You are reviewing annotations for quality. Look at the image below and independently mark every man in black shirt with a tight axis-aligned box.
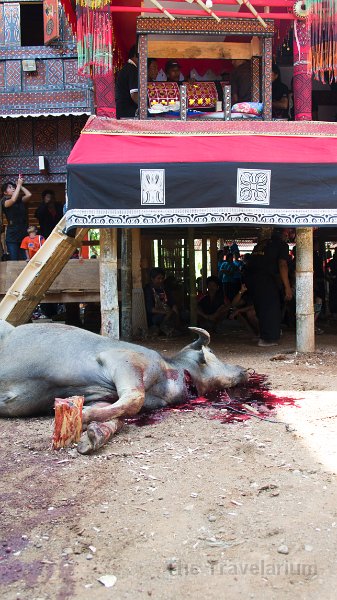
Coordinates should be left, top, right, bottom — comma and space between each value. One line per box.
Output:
247, 229, 292, 347
115, 45, 139, 119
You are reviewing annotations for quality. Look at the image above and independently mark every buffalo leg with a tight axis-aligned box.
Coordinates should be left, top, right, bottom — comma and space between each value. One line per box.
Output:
82, 388, 145, 424
77, 418, 124, 454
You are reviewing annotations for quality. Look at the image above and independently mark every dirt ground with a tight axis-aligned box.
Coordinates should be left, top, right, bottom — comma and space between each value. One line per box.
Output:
1, 327, 337, 600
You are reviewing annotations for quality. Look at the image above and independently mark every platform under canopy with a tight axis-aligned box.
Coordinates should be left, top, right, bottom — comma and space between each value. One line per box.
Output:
66, 116, 337, 230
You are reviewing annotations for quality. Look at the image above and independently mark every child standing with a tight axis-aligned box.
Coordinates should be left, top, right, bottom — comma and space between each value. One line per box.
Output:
20, 226, 45, 261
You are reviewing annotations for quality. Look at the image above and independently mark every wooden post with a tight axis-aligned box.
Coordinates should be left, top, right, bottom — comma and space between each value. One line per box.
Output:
296, 228, 315, 352
210, 237, 218, 276
121, 228, 132, 340
132, 228, 148, 337
138, 34, 148, 120
202, 237, 208, 293
188, 228, 197, 326
100, 229, 119, 338
223, 84, 231, 120
293, 20, 312, 121
262, 37, 272, 120
180, 84, 187, 121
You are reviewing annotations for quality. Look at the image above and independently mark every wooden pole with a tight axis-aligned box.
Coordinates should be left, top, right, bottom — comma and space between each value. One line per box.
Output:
121, 229, 132, 340
100, 229, 119, 338
296, 228, 315, 352
202, 237, 208, 293
188, 228, 197, 326
132, 229, 148, 337
210, 236, 218, 276
293, 20, 312, 121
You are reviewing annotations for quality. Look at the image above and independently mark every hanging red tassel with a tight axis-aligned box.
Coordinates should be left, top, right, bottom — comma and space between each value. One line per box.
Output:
76, 1, 118, 77
308, 0, 337, 83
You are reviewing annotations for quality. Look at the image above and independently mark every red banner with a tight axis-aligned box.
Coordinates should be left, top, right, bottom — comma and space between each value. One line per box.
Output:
43, 0, 59, 45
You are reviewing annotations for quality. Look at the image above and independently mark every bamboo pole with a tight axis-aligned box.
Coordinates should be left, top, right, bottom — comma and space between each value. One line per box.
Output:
121, 229, 132, 341
100, 229, 119, 339
296, 228, 315, 353
188, 228, 197, 326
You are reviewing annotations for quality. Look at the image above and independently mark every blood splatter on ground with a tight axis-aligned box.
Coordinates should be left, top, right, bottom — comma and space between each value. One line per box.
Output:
127, 373, 298, 427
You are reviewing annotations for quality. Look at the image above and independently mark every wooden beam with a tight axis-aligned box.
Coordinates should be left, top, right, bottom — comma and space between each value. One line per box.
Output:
148, 40, 262, 60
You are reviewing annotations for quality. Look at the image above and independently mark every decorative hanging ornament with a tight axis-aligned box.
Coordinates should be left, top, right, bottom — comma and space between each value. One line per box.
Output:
293, 1, 311, 19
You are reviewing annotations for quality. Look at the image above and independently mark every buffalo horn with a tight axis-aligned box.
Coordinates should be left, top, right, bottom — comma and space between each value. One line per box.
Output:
188, 327, 210, 349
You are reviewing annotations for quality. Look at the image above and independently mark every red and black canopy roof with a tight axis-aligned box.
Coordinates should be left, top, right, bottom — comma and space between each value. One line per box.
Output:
66, 116, 337, 230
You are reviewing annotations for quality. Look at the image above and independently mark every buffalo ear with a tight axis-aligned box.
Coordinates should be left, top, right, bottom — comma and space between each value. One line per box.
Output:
197, 348, 207, 365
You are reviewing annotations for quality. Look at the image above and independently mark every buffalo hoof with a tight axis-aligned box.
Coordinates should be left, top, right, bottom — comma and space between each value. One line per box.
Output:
77, 419, 123, 454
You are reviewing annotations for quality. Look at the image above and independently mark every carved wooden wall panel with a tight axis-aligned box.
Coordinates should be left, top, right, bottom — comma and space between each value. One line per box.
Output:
0, 62, 5, 89
5, 60, 21, 90
3, 2, 20, 45
17, 118, 33, 155
0, 4, 5, 45
22, 60, 47, 89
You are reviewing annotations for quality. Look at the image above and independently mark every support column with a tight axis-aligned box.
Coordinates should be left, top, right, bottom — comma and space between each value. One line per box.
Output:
138, 34, 148, 120
293, 20, 312, 121
296, 228, 315, 352
262, 37, 272, 120
100, 229, 119, 339
201, 237, 208, 293
132, 228, 148, 337
210, 237, 218, 276
188, 228, 197, 326
121, 229, 132, 340
251, 55, 261, 102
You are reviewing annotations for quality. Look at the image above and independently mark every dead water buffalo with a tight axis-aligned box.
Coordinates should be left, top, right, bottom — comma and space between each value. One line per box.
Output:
0, 320, 247, 453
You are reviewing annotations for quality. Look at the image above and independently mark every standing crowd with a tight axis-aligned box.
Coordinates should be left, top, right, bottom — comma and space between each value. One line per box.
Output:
0, 177, 63, 261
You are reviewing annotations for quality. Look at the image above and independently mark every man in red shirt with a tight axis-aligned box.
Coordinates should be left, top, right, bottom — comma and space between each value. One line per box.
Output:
20, 225, 45, 261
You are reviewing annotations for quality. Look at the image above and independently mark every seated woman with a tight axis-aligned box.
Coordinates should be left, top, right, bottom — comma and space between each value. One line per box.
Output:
143, 267, 180, 336
197, 276, 230, 332
272, 63, 289, 119
229, 282, 259, 336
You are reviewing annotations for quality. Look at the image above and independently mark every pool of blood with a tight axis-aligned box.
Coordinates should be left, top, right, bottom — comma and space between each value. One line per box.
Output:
127, 373, 297, 427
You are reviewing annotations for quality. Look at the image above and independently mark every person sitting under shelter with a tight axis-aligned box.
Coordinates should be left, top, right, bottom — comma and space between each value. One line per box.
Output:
231, 60, 251, 104
272, 63, 289, 119
143, 267, 180, 336
197, 276, 230, 332
115, 45, 139, 119
148, 58, 158, 82
165, 59, 182, 83
229, 282, 259, 337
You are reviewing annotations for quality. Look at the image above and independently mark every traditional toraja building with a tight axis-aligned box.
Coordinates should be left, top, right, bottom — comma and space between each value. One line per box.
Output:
1, 1, 337, 353
0, 0, 93, 202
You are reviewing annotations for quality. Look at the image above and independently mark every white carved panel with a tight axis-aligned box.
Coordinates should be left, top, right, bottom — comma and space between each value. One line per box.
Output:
140, 169, 165, 205
237, 168, 271, 205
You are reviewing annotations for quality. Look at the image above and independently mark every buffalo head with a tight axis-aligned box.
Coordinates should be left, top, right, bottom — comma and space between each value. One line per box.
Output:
174, 327, 248, 395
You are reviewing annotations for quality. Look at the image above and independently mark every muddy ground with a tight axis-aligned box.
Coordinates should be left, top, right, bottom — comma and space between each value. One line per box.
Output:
1, 326, 337, 600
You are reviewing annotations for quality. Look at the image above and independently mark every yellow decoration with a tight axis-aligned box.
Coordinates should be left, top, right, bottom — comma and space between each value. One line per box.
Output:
197, 98, 203, 105
189, 99, 195, 105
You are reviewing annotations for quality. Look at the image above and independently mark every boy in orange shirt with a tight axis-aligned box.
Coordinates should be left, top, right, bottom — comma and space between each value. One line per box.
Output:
20, 225, 45, 261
